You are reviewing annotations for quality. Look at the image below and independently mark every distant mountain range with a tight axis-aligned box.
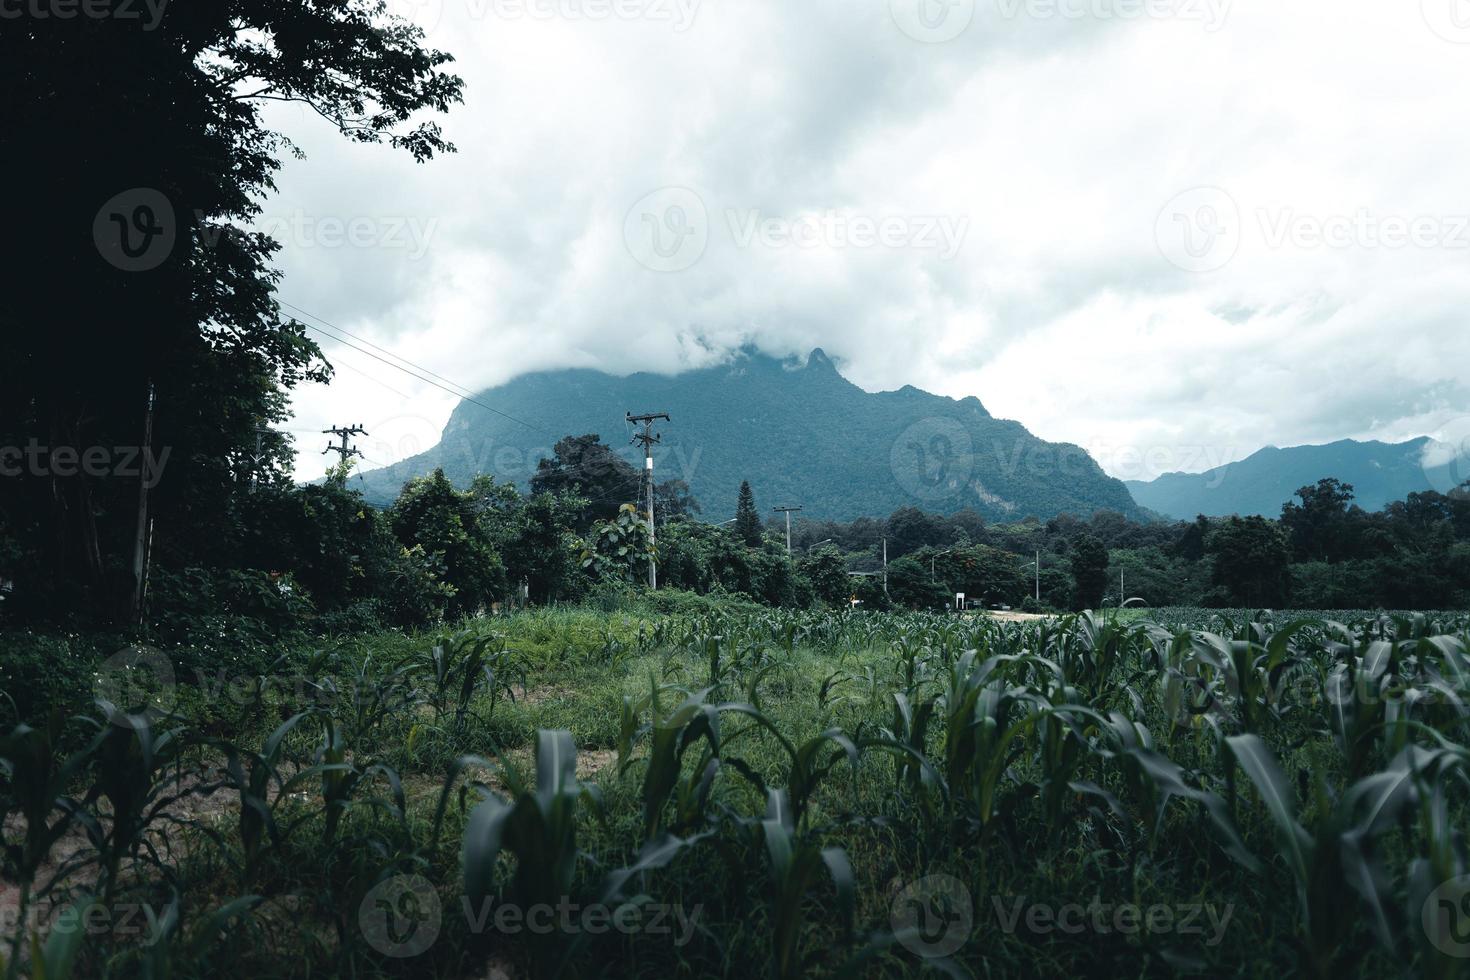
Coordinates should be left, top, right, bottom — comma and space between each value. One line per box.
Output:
1127, 437, 1470, 519
354, 348, 1145, 522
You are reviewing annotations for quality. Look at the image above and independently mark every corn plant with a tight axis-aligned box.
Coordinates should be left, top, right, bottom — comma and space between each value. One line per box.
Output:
0, 714, 105, 975
1227, 732, 1420, 977
459, 729, 603, 975
745, 788, 855, 980
413, 629, 522, 733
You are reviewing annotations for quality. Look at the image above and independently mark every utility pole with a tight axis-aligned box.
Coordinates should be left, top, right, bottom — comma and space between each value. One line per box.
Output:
250, 424, 277, 492
322, 424, 367, 468
883, 537, 889, 597
130, 379, 155, 623
627, 411, 670, 590
773, 506, 802, 553
1035, 550, 1041, 603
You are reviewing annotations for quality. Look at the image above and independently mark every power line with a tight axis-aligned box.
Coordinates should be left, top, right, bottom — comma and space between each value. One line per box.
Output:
284, 305, 545, 435
281, 301, 480, 399
280, 301, 650, 493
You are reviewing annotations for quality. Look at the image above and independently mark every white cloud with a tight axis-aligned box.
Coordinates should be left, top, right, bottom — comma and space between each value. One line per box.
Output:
270, 0, 1470, 482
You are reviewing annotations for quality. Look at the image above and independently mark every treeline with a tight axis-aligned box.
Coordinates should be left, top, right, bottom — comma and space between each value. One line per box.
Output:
786, 477, 1470, 611
6, 419, 1468, 638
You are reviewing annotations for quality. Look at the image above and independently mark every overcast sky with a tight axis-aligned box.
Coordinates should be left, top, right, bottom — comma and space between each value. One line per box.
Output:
272, 0, 1470, 485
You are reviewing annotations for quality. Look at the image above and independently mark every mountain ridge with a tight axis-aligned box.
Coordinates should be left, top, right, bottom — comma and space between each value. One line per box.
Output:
1126, 436, 1468, 519
352, 347, 1143, 522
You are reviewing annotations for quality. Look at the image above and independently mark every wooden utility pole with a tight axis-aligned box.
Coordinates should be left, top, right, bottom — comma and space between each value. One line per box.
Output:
250, 424, 277, 492
322, 424, 367, 468
773, 505, 802, 553
130, 379, 155, 623
627, 412, 669, 589
882, 537, 889, 597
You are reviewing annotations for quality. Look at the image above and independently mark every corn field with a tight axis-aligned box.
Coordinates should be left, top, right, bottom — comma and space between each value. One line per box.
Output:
5, 606, 1470, 978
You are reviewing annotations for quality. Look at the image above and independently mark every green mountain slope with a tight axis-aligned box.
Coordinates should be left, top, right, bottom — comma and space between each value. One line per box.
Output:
1126, 437, 1468, 519
354, 348, 1144, 522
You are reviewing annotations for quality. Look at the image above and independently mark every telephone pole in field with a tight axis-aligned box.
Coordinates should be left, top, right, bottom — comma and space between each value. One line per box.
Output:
627, 411, 669, 589
773, 505, 802, 553
322, 424, 367, 467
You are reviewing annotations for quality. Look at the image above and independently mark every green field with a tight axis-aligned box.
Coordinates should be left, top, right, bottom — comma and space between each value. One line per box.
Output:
5, 605, 1470, 978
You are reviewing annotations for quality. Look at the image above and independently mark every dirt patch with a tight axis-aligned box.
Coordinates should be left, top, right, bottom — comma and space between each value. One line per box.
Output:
511, 684, 570, 708
577, 749, 617, 779
986, 610, 1052, 623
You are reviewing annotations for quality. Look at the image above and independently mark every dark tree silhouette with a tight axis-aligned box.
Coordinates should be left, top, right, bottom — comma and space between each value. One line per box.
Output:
1069, 533, 1109, 610
1, 2, 463, 621
530, 435, 638, 527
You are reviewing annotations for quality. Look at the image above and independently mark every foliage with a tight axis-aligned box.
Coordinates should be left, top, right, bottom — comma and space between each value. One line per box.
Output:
389, 469, 508, 619
1, 0, 463, 623
734, 480, 763, 548
8, 606, 1470, 977
530, 434, 640, 528
1069, 533, 1109, 610
581, 504, 655, 583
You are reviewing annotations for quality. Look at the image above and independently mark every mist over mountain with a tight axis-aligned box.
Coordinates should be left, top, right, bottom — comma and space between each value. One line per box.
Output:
1126, 437, 1470, 519
354, 348, 1144, 522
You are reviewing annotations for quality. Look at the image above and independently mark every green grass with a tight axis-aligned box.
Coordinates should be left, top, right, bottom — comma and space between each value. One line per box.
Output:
4, 604, 1469, 978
